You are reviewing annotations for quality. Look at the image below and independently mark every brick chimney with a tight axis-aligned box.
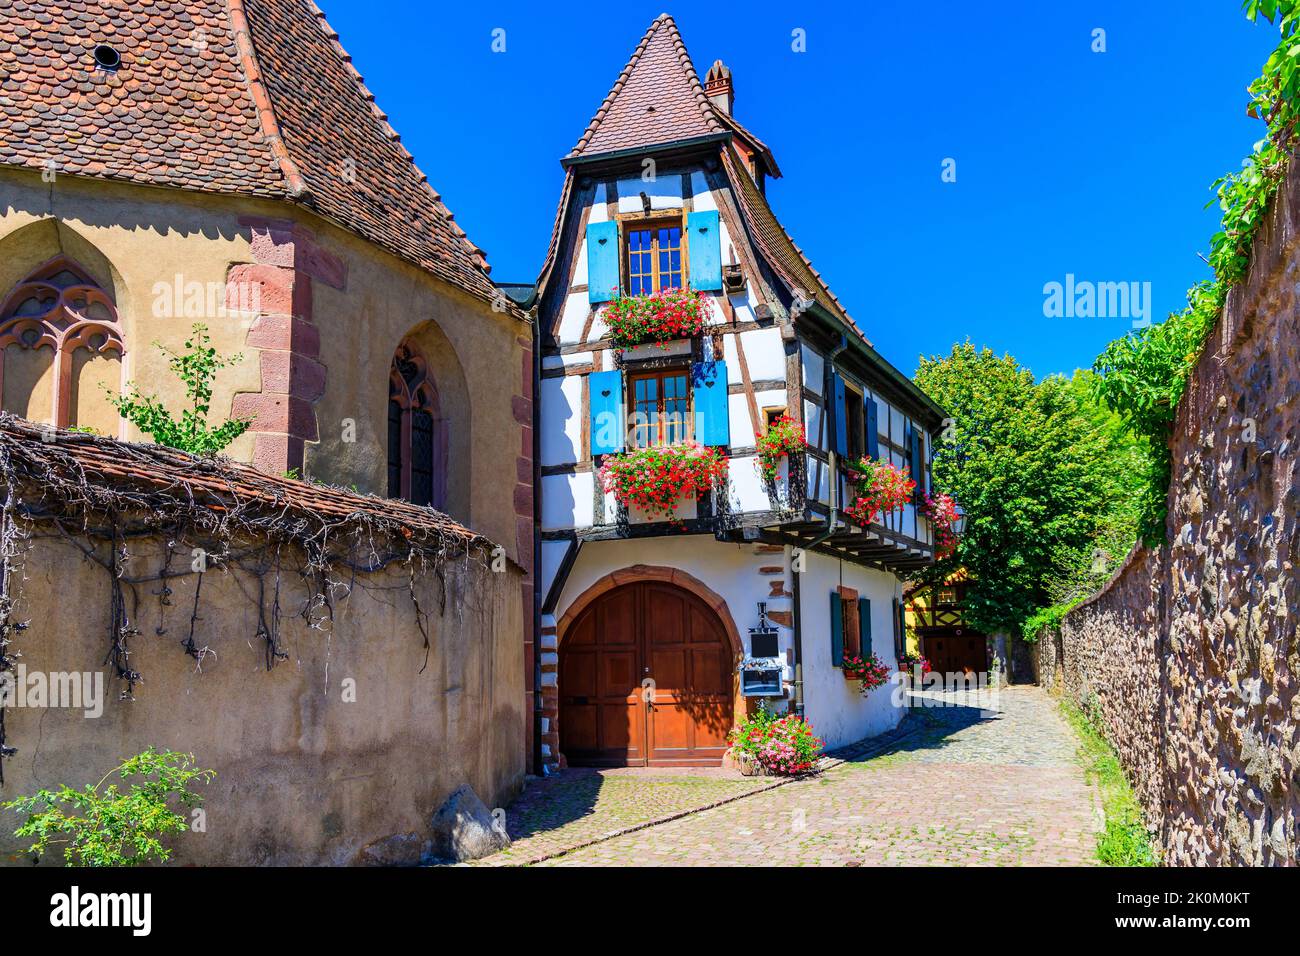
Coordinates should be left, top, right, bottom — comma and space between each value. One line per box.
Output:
705, 59, 733, 116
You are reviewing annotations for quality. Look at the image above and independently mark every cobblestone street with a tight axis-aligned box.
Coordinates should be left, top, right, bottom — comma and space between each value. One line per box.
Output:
483, 686, 1099, 866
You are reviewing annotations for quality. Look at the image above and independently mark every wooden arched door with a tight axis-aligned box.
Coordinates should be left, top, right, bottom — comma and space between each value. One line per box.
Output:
559, 580, 735, 767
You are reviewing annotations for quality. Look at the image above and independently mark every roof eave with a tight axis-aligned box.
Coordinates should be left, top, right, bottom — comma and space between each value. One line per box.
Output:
561, 132, 732, 169
804, 302, 949, 425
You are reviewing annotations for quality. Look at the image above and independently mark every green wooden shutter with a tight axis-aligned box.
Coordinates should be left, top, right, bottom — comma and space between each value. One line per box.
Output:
687, 210, 722, 291
691, 360, 730, 447
586, 221, 620, 304
832, 373, 848, 457
589, 369, 624, 455
865, 396, 880, 460
910, 425, 926, 498
830, 592, 844, 667
858, 597, 872, 656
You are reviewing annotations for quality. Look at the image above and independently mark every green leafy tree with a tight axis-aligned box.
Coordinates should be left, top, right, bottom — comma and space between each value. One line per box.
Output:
3, 748, 215, 866
110, 323, 252, 455
914, 344, 1121, 636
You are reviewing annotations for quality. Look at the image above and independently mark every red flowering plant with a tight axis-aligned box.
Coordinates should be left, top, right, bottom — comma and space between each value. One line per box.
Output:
899, 654, 933, 677
754, 414, 806, 482
919, 492, 959, 560
842, 651, 892, 695
603, 287, 706, 348
729, 707, 823, 777
599, 441, 728, 520
844, 458, 915, 526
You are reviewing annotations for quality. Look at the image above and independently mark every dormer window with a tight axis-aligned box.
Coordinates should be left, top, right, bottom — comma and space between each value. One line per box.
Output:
625, 217, 684, 294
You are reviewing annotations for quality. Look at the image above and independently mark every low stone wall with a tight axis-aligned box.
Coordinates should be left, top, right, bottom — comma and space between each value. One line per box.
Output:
1040, 155, 1300, 866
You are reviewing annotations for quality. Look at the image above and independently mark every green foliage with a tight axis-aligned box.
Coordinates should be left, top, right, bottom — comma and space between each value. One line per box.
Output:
1090, 5, 1300, 543
3, 747, 215, 866
1021, 599, 1082, 644
915, 343, 1133, 636
1058, 699, 1159, 866
109, 323, 252, 456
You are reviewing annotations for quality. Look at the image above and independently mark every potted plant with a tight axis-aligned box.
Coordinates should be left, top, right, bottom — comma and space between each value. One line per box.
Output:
844, 457, 915, 527
603, 287, 706, 349
599, 440, 728, 520
727, 706, 824, 777
755, 413, 806, 482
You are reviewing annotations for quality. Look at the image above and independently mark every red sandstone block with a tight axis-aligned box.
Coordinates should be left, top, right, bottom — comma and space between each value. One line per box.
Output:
512, 395, 532, 426
246, 314, 320, 357
513, 482, 533, 516
521, 350, 534, 401
251, 432, 304, 473
516, 456, 532, 484
227, 263, 311, 319
259, 350, 327, 402
232, 392, 319, 440
520, 425, 532, 458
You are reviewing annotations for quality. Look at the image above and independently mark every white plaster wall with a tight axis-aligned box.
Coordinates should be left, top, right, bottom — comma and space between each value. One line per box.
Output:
540, 376, 582, 466
557, 291, 589, 346
690, 171, 715, 210
798, 551, 905, 749
738, 327, 786, 381
801, 342, 824, 395
542, 472, 593, 530
617, 177, 682, 212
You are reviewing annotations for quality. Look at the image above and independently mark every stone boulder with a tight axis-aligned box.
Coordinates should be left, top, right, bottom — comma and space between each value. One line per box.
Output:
430, 785, 510, 862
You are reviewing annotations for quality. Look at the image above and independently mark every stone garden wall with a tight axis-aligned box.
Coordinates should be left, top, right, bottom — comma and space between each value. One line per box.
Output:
1038, 156, 1300, 866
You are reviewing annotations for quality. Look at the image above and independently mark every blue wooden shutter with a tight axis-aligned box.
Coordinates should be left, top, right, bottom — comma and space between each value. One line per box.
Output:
692, 360, 729, 447
858, 597, 872, 657
830, 592, 844, 667
586, 221, 620, 304
589, 369, 624, 455
687, 210, 722, 291
865, 396, 880, 461
832, 373, 848, 457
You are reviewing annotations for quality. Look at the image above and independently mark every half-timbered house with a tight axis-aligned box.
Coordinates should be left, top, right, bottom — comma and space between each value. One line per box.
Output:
532, 14, 947, 768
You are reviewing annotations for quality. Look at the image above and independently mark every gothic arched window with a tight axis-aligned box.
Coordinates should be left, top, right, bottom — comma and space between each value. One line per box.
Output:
0, 256, 124, 433
387, 342, 445, 509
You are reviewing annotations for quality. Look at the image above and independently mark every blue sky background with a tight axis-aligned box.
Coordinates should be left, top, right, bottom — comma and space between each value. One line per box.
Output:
322, 1, 1278, 378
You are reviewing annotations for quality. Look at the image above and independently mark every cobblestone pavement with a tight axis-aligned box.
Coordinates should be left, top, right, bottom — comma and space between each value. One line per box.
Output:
484, 686, 1099, 866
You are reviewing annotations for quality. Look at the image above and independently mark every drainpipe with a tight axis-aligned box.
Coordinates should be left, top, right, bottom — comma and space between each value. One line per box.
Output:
529, 304, 544, 776
790, 334, 848, 717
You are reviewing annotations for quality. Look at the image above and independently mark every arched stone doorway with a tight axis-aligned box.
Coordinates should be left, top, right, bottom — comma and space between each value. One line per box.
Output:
559, 574, 740, 767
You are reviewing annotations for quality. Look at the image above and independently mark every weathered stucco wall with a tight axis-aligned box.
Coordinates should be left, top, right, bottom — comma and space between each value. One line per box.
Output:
0, 525, 525, 866
1039, 156, 1300, 866
0, 168, 529, 564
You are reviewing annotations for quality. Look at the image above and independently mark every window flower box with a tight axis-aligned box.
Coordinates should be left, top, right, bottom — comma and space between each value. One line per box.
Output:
755, 413, 806, 482
603, 288, 706, 349
844, 457, 915, 527
599, 441, 728, 520
919, 491, 959, 560
841, 652, 892, 695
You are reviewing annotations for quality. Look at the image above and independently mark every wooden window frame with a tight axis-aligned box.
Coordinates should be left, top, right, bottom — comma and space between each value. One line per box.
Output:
626, 366, 693, 448
617, 212, 688, 295
843, 381, 865, 461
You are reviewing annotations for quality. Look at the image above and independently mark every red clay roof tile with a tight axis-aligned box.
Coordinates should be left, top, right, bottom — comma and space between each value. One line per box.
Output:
0, 0, 507, 311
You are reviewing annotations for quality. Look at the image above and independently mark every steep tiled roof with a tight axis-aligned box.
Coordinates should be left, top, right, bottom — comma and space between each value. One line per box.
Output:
567, 13, 724, 161
721, 145, 863, 340
0, 0, 505, 310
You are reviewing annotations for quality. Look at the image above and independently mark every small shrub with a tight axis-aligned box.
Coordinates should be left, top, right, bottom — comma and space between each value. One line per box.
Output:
110, 323, 252, 456
3, 747, 215, 866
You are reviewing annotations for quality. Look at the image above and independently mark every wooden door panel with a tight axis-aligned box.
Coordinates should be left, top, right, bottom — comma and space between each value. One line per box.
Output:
561, 580, 734, 767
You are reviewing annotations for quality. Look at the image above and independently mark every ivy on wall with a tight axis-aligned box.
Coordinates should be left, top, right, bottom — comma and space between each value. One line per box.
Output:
1091, 2, 1300, 544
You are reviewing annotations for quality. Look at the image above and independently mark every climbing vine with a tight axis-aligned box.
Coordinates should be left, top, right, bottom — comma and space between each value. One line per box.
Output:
0, 413, 493, 779
1091, 2, 1300, 543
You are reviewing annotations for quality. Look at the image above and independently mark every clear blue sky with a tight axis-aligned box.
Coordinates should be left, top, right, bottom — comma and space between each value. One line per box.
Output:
321, 1, 1277, 378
